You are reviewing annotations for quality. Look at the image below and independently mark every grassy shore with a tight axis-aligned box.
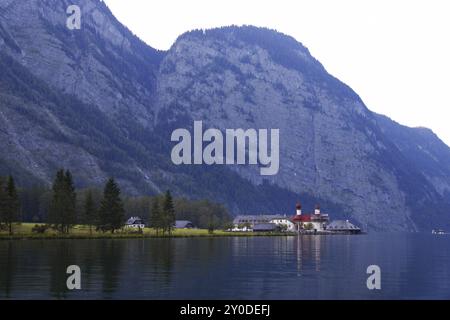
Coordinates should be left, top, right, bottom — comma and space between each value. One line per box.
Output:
0, 223, 294, 240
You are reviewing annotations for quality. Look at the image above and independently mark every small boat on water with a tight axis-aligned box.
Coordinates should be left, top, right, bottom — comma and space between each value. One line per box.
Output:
432, 229, 447, 235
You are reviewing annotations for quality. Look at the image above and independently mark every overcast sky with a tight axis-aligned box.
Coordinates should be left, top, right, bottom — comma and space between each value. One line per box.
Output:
104, 0, 450, 145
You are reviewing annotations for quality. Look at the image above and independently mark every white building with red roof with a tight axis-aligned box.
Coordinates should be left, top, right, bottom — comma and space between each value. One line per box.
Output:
291, 203, 330, 232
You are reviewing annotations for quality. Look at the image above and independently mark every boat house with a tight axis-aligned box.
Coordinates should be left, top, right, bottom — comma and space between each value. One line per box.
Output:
326, 220, 361, 234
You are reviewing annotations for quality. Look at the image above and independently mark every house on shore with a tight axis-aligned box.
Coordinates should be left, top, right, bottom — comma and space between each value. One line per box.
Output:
174, 220, 196, 229
125, 216, 145, 229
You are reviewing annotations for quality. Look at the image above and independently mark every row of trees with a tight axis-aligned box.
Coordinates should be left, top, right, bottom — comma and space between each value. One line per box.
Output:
173, 198, 231, 233
48, 169, 125, 234
48, 170, 77, 233
1, 169, 232, 235
149, 191, 176, 235
0, 170, 126, 235
122, 197, 231, 231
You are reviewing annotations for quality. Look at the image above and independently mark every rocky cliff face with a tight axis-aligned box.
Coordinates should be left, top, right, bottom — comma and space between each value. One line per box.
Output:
156, 27, 450, 231
1, 0, 450, 231
1, 0, 161, 121
0, 0, 164, 194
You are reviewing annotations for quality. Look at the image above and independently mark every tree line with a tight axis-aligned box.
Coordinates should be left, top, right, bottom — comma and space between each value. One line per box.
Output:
0, 169, 127, 234
1, 169, 232, 235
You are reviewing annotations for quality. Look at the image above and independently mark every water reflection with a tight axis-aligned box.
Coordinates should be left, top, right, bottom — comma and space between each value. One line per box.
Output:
98, 241, 124, 297
1, 234, 450, 299
49, 241, 77, 299
293, 235, 323, 275
147, 239, 175, 293
296, 236, 302, 276
0, 242, 16, 298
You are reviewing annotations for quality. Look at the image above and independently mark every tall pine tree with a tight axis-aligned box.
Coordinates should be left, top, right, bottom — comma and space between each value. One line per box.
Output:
162, 190, 175, 235
98, 178, 125, 233
150, 198, 163, 235
0, 176, 20, 235
83, 190, 97, 235
64, 170, 77, 233
0, 177, 5, 231
49, 169, 77, 234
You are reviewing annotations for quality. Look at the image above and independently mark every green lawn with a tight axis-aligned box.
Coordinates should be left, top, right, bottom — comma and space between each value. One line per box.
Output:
0, 223, 291, 240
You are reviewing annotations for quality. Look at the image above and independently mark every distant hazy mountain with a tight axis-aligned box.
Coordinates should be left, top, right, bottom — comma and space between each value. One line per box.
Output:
1, 0, 450, 231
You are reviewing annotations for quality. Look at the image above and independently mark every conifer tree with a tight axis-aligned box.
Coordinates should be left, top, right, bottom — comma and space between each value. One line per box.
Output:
150, 198, 163, 235
63, 170, 77, 233
83, 190, 97, 235
98, 178, 125, 233
49, 169, 65, 232
0, 176, 20, 235
162, 190, 175, 235
0, 177, 5, 230
49, 169, 77, 234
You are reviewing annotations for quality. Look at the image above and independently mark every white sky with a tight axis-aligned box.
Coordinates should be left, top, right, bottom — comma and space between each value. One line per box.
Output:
104, 0, 450, 146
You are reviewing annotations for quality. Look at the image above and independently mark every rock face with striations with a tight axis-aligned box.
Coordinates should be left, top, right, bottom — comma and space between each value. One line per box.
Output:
1, 0, 450, 231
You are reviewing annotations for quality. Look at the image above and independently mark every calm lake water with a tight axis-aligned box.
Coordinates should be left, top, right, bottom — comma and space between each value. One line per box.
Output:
1, 233, 450, 299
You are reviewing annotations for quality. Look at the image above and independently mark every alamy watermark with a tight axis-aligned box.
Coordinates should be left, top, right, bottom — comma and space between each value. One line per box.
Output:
366, 265, 381, 290
66, 265, 81, 290
171, 121, 280, 176
66, 5, 81, 30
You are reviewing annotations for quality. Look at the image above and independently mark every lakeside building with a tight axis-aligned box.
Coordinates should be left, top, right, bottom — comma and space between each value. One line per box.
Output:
253, 223, 279, 232
326, 220, 361, 234
231, 203, 362, 234
291, 203, 329, 232
174, 220, 196, 229
125, 216, 145, 229
269, 217, 296, 232
232, 214, 290, 231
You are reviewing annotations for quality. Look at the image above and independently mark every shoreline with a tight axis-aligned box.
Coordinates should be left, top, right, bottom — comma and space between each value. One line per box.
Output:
0, 231, 366, 241
0, 232, 295, 241
0, 223, 365, 241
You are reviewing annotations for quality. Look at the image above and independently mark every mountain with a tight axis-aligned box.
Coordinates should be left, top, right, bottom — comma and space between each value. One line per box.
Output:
1, 0, 450, 231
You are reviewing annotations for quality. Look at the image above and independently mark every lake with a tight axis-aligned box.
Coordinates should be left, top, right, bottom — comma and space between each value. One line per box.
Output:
1, 233, 450, 299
